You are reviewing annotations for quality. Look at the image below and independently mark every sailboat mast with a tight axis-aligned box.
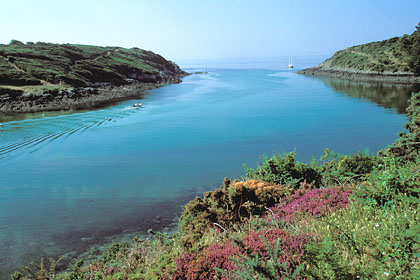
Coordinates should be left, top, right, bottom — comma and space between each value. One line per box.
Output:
288, 56, 294, 69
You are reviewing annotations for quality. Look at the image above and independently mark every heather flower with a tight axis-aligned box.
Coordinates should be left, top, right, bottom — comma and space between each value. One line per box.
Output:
270, 186, 352, 222
243, 228, 308, 265
172, 241, 242, 280
172, 253, 197, 279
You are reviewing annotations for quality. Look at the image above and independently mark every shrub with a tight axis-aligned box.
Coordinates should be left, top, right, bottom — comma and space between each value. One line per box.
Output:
242, 229, 308, 265
100, 241, 130, 263
178, 178, 290, 247
173, 229, 308, 280
244, 152, 322, 188
408, 23, 420, 74
357, 157, 419, 206
218, 229, 308, 280
271, 186, 352, 222
385, 92, 420, 161
10, 39, 24, 45
320, 149, 380, 186
304, 238, 356, 279
172, 241, 242, 280
11, 257, 63, 280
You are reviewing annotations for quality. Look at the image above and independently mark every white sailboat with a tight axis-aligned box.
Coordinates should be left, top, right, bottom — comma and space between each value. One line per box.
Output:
288, 57, 294, 69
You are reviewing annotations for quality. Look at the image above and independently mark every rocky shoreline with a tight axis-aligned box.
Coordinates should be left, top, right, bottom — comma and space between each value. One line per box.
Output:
297, 67, 420, 84
0, 75, 187, 115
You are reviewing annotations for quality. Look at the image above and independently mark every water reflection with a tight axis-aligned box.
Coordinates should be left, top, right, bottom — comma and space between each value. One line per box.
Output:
312, 76, 419, 114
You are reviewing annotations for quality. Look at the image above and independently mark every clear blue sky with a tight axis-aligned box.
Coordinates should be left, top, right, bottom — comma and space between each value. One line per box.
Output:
0, 0, 418, 61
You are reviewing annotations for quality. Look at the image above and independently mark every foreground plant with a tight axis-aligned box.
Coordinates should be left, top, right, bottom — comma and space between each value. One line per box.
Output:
12, 257, 63, 280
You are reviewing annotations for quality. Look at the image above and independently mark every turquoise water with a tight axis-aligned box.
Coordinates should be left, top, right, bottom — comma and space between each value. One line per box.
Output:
0, 57, 414, 276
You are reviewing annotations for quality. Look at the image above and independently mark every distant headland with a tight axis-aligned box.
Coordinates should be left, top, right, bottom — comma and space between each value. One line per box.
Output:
298, 23, 420, 84
0, 41, 188, 114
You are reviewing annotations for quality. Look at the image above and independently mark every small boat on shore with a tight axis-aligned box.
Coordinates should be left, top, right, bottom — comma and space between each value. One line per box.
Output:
133, 102, 143, 108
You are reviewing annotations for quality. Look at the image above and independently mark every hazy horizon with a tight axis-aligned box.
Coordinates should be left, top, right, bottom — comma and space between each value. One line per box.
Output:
0, 0, 419, 61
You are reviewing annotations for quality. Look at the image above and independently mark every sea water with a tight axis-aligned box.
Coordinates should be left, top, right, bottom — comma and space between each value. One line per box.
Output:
0, 56, 415, 277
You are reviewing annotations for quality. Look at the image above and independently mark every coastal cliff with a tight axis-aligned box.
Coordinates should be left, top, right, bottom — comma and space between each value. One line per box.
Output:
298, 23, 420, 84
0, 41, 188, 114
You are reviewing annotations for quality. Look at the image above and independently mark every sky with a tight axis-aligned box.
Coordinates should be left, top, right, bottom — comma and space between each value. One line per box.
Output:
0, 0, 419, 61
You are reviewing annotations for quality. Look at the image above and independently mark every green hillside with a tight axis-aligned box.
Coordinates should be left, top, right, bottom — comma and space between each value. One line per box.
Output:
0, 40, 184, 88
310, 23, 420, 75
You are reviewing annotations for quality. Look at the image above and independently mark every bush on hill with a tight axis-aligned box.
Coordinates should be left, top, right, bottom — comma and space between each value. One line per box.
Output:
408, 23, 420, 74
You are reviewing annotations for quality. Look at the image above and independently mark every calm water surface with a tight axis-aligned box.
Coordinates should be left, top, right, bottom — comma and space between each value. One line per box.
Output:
0, 57, 415, 276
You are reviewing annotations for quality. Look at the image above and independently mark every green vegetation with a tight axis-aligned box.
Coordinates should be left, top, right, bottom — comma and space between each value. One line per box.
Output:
12, 92, 420, 279
407, 23, 420, 74
0, 40, 183, 88
318, 23, 420, 74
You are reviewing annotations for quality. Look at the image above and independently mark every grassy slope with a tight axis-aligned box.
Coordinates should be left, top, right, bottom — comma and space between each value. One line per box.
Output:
0, 40, 182, 90
309, 24, 420, 75
320, 36, 411, 73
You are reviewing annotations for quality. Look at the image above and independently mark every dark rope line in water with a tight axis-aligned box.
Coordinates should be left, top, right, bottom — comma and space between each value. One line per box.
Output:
0, 109, 130, 158
0, 132, 67, 156
0, 122, 98, 157
0, 124, 81, 152
0, 123, 81, 152
96, 120, 105, 127
77, 121, 98, 134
